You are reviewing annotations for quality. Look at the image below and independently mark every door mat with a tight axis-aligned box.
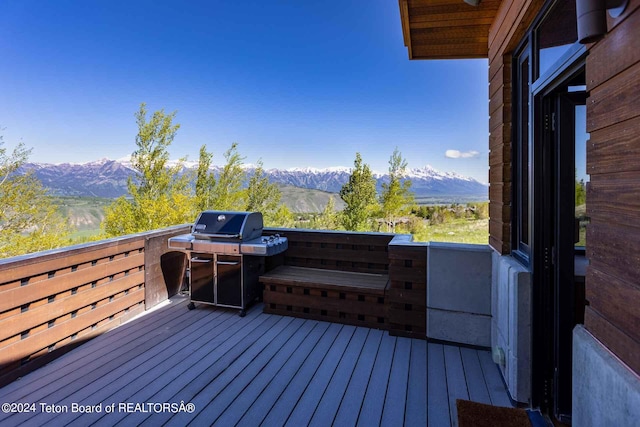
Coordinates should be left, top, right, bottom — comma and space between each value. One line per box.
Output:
457, 399, 548, 427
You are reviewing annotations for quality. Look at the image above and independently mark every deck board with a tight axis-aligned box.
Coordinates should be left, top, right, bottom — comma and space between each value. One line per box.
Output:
106, 309, 262, 427
166, 315, 296, 426
308, 327, 370, 427
445, 345, 470, 427
139, 312, 281, 427
405, 339, 428, 426
284, 325, 356, 426
214, 318, 316, 426
42, 309, 233, 426
260, 322, 345, 426
427, 343, 452, 426
236, 320, 331, 426
478, 349, 513, 407
381, 336, 411, 426
461, 346, 492, 404
0, 295, 513, 427
357, 332, 396, 426
332, 328, 384, 426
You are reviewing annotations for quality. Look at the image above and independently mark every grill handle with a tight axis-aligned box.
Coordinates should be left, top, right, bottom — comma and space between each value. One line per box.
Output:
192, 232, 241, 239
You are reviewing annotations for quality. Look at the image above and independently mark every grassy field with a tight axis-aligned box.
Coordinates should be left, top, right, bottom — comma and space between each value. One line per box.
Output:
411, 218, 489, 244
54, 196, 111, 231
277, 185, 346, 212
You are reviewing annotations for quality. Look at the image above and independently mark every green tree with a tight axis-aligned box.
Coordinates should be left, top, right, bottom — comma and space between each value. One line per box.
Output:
379, 148, 414, 232
0, 137, 72, 257
314, 195, 338, 230
575, 178, 586, 207
339, 153, 378, 231
271, 204, 296, 228
195, 144, 216, 211
102, 104, 193, 236
209, 143, 246, 211
246, 159, 282, 224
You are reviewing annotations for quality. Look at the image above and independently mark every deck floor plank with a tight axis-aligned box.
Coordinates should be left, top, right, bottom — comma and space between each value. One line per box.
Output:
381, 336, 412, 426
308, 327, 370, 427
0, 295, 514, 427
356, 332, 396, 426
283, 325, 357, 427
100, 306, 264, 427
235, 320, 331, 426
332, 328, 384, 426
444, 345, 470, 427
259, 323, 345, 426
460, 347, 492, 405
427, 342, 451, 427
0, 299, 213, 426
213, 319, 318, 426
478, 349, 512, 407
188, 317, 305, 425
88, 309, 249, 427
137, 312, 282, 427
405, 339, 427, 426
39, 308, 235, 426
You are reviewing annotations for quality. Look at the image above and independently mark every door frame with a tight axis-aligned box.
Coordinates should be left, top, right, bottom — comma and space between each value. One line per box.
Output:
531, 62, 586, 421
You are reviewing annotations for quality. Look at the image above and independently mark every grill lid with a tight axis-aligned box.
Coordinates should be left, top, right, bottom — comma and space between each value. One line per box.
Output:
191, 211, 263, 241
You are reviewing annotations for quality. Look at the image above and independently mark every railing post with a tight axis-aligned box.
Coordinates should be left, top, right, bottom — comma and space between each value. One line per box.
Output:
387, 235, 428, 339
143, 225, 191, 309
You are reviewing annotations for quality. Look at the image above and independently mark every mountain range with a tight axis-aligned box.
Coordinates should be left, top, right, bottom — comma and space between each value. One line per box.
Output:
20, 159, 488, 200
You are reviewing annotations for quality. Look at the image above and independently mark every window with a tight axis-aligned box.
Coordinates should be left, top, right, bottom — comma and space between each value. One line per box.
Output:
536, 1, 579, 79
513, 47, 531, 258
511, 0, 584, 261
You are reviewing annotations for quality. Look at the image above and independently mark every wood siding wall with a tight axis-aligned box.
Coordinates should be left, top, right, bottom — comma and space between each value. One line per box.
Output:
487, 0, 545, 254
584, 0, 640, 374
0, 226, 189, 386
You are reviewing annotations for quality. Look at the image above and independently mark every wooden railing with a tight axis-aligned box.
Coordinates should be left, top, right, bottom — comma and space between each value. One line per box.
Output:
0, 225, 189, 387
388, 236, 428, 338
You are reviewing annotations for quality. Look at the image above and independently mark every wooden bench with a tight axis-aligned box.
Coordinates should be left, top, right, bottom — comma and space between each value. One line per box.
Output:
260, 265, 390, 330
258, 229, 427, 338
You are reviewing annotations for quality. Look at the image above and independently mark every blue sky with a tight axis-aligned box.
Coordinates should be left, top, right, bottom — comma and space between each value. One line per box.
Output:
0, 1, 489, 182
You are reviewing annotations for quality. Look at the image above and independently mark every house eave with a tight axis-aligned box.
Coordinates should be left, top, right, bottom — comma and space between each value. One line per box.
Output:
399, 0, 502, 60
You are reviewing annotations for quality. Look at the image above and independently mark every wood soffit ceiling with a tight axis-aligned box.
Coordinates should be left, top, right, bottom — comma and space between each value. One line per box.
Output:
399, 0, 502, 60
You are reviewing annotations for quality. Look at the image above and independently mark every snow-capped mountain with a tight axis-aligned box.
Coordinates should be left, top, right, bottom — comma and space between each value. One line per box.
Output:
19, 159, 488, 199
20, 159, 135, 198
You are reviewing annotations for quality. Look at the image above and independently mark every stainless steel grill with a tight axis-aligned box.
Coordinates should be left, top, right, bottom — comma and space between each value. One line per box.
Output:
168, 211, 288, 316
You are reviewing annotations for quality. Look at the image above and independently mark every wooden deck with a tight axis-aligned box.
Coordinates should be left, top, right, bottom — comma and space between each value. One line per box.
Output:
0, 295, 512, 426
